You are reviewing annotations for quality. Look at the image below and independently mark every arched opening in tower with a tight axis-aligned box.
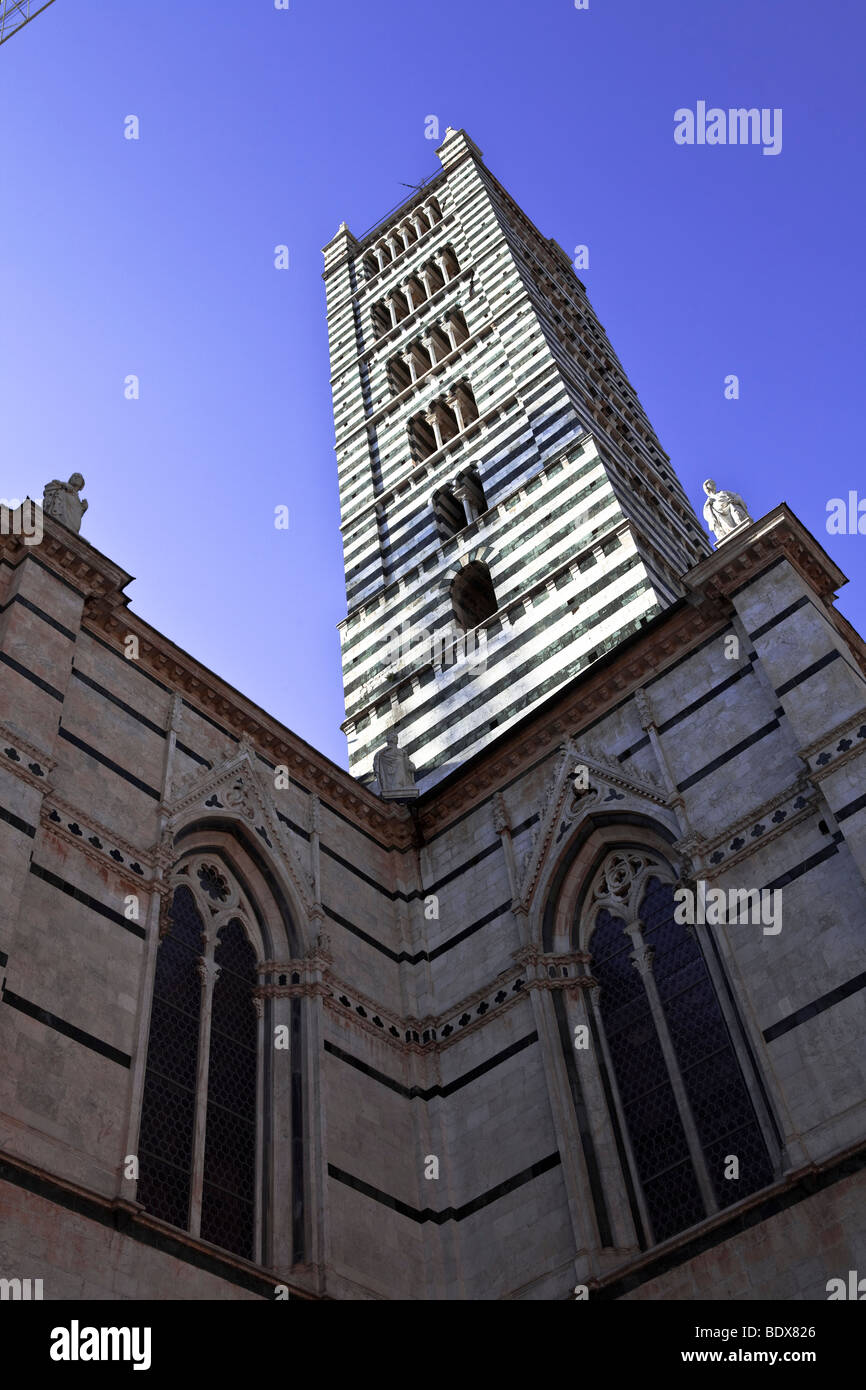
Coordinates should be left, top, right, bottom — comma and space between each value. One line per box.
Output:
451, 560, 498, 632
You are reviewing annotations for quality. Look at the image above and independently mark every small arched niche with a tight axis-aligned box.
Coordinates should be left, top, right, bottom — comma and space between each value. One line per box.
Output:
450, 559, 498, 631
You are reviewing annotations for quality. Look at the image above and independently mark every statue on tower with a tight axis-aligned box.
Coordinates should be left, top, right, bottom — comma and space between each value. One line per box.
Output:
372, 729, 419, 800
702, 479, 752, 544
42, 473, 88, 534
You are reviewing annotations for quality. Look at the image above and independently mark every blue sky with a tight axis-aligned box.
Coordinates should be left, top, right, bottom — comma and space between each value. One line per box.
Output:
2, 0, 864, 768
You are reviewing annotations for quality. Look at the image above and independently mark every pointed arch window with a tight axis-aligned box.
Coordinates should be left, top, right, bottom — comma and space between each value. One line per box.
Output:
137, 871, 261, 1261
586, 853, 775, 1245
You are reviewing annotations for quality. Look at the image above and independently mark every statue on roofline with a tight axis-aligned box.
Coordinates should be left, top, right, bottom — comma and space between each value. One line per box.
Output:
702, 478, 752, 544
42, 473, 88, 534
372, 729, 419, 800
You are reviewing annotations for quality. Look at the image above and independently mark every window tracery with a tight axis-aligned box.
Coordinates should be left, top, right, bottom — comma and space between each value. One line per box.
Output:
583, 850, 775, 1244
137, 857, 261, 1260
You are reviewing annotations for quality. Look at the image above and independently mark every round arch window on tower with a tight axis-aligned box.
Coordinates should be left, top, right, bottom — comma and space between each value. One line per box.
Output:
450, 560, 497, 632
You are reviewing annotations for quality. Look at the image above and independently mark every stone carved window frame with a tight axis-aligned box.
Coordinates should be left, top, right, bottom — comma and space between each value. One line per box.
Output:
587, 847, 779, 1247
131, 828, 309, 1274
579, 847, 695, 1249
537, 818, 780, 1263
582, 848, 714, 1248
139, 853, 266, 1261
579, 848, 677, 949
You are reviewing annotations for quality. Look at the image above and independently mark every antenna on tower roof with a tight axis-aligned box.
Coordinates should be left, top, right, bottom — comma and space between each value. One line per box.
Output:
0, 0, 57, 46
356, 170, 440, 241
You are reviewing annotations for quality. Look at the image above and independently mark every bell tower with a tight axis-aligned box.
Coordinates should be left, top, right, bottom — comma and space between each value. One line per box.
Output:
323, 129, 711, 790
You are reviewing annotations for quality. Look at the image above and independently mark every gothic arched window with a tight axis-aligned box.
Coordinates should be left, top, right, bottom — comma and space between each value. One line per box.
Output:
586, 852, 774, 1245
136, 883, 202, 1233
137, 866, 261, 1261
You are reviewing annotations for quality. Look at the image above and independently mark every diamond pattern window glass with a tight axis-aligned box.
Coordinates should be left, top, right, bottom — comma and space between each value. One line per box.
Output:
137, 885, 202, 1231
640, 876, 775, 1209
137, 880, 261, 1261
589, 875, 774, 1244
200, 920, 258, 1260
592, 908, 704, 1241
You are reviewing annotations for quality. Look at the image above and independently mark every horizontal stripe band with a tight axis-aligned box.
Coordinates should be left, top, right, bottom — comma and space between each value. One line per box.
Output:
328, 1151, 561, 1223
1, 987, 131, 1067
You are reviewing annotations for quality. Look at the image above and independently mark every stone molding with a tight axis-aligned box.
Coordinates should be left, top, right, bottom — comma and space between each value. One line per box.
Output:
256, 979, 330, 1002
40, 795, 153, 889
0, 726, 55, 792
799, 709, 866, 763
515, 738, 668, 911
514, 944, 595, 996
159, 747, 324, 925
322, 961, 530, 1056
678, 776, 820, 880
254, 939, 332, 1001
0, 517, 133, 605
799, 710, 866, 784
688, 505, 846, 604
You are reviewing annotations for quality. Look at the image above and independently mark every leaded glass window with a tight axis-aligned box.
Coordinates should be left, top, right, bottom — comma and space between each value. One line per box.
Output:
587, 856, 774, 1245
137, 884, 202, 1230
137, 876, 261, 1261
639, 877, 775, 1209
200, 921, 258, 1259
592, 905, 705, 1241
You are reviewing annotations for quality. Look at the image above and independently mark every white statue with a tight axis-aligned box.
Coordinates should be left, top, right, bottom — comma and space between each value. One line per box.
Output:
43, 473, 88, 534
702, 478, 752, 543
373, 730, 418, 800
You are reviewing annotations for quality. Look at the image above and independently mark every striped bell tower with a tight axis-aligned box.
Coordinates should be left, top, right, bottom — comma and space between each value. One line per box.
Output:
323, 128, 711, 791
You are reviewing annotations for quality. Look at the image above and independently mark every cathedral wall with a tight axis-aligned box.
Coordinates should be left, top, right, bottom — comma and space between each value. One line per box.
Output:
0, 533, 420, 1301
0, 764, 41, 951
435, 1008, 574, 1299
3, 511, 866, 1301
403, 543, 866, 1298
0, 835, 142, 1197
416, 801, 520, 1005
450, 1167, 575, 1301
0, 556, 81, 752
317, 832, 406, 1007
620, 1168, 866, 1302
0, 1180, 267, 1301
321, 1042, 430, 1300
